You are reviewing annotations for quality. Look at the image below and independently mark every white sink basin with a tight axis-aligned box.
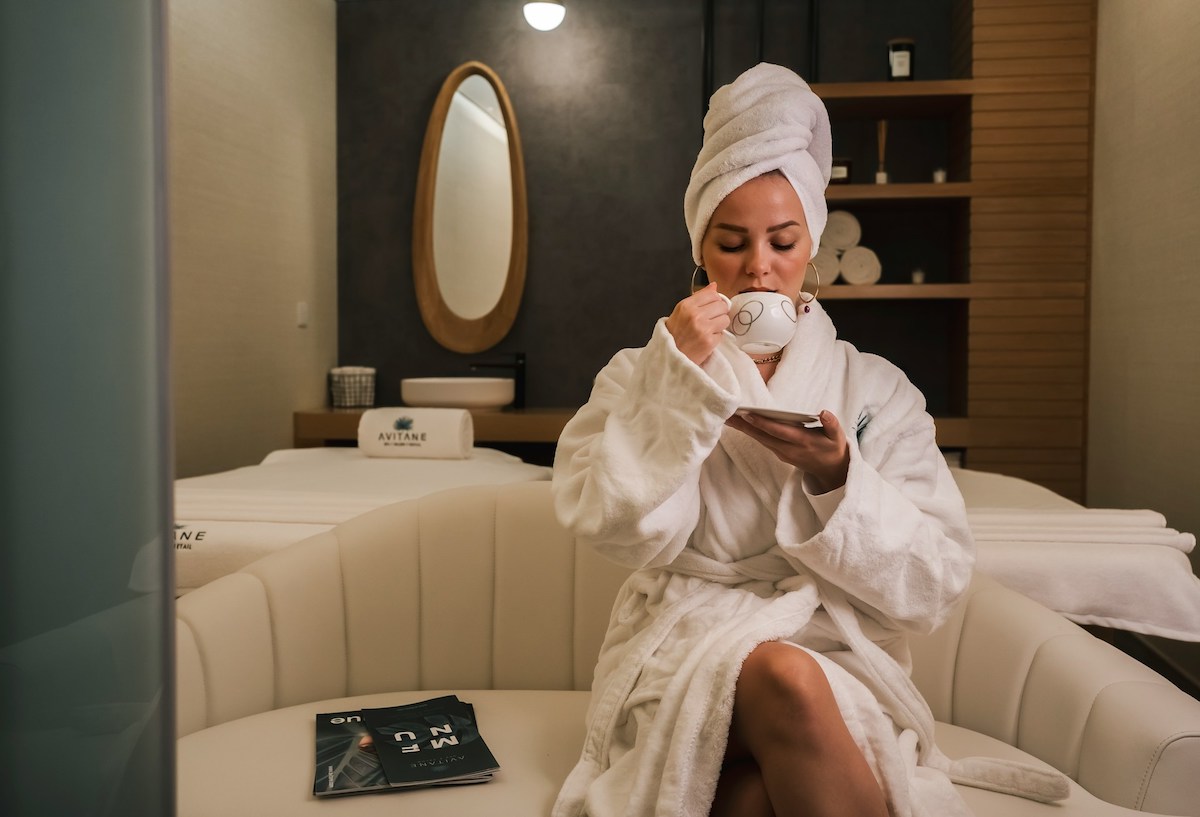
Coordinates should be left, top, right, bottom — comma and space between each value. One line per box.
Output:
400, 377, 515, 409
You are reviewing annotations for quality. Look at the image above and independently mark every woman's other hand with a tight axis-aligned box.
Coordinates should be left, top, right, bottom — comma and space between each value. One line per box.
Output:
665, 282, 730, 366
726, 409, 850, 493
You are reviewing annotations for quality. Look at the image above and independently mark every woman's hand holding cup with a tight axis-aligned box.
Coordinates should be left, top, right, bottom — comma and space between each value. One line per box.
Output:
666, 282, 732, 366
668, 284, 802, 366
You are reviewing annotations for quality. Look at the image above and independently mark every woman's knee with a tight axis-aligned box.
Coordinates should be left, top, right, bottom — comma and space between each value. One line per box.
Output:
736, 642, 838, 733
741, 643, 829, 700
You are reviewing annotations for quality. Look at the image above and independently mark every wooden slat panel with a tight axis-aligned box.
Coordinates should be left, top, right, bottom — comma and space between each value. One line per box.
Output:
969, 366, 1085, 384
970, 298, 1085, 317
974, 38, 1092, 60
970, 177, 1090, 196
969, 267, 1094, 283
970, 381, 1085, 400
973, 22, 1092, 42
970, 314, 1086, 334
975, 57, 1094, 78
972, 212, 1089, 230
959, 417, 1084, 447
970, 349, 1086, 367
967, 447, 1082, 465
973, 160, 1089, 179
973, 126, 1089, 145
972, 245, 1087, 264
932, 420, 975, 450
968, 399, 1084, 417
971, 264, 1087, 282
973, 195, 1087, 213
823, 282, 1085, 299
972, 76, 1092, 94
972, 229, 1088, 247
939, 1, 1091, 495
965, 459, 1085, 482
974, 0, 1090, 7
975, 109, 1090, 128
973, 143, 1089, 163
973, 92, 1090, 111
1045, 480, 1084, 502
970, 333, 1086, 351
953, 459, 1087, 500
975, 5, 1093, 25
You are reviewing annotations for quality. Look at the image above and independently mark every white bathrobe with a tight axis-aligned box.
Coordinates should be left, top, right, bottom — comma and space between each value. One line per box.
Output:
551, 303, 1068, 817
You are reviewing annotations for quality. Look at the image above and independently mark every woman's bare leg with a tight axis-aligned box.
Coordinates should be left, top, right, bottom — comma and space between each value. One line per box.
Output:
710, 758, 772, 817
724, 641, 889, 817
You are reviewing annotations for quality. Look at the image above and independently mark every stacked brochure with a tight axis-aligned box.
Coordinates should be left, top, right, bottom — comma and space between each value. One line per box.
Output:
313, 694, 500, 797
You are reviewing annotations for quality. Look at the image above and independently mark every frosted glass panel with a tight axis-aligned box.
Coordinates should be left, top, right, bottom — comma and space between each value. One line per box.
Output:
0, 2, 172, 815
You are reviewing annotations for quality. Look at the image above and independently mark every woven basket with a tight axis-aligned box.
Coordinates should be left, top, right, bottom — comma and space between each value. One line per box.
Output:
329, 368, 375, 408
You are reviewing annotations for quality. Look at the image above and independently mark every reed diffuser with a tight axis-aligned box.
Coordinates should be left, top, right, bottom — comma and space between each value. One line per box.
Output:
875, 119, 889, 184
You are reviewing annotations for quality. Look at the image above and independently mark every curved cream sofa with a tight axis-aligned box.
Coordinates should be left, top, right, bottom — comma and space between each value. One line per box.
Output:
176, 481, 1200, 816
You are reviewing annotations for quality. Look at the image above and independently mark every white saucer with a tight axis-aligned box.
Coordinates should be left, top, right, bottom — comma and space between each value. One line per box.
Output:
734, 406, 822, 427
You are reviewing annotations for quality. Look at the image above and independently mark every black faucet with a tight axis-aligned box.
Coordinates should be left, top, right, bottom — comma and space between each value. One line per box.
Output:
469, 352, 526, 409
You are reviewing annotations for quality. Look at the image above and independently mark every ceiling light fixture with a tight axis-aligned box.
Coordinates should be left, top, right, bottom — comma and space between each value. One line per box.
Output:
524, 0, 565, 31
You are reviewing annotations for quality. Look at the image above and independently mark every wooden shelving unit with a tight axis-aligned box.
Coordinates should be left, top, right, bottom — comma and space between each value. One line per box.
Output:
820, 281, 1085, 300
810, 0, 1097, 501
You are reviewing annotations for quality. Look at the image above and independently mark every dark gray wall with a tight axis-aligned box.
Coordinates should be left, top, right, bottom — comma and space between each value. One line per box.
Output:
336, 0, 956, 410
338, 0, 704, 408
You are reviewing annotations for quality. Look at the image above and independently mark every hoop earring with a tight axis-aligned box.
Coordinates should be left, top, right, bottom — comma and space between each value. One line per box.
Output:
690, 265, 707, 294
800, 261, 821, 312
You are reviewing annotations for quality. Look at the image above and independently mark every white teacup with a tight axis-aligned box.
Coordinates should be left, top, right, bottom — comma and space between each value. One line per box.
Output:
718, 291, 798, 355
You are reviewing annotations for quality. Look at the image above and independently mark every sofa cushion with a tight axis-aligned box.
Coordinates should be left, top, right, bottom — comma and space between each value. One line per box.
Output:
176, 690, 1156, 817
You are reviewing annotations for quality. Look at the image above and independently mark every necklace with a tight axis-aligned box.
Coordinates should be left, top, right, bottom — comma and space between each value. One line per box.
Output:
751, 351, 782, 365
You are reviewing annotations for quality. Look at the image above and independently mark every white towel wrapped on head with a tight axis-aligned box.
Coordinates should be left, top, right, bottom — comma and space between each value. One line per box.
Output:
357, 407, 473, 459
684, 62, 832, 265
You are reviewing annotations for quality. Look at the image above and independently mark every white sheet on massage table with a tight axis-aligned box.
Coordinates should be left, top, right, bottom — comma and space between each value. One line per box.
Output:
950, 467, 1200, 641
172, 447, 551, 593
177, 446, 549, 498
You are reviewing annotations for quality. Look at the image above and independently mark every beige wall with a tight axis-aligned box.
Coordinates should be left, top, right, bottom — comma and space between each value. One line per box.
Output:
1091, 0, 1200, 677
169, 0, 337, 477
1090, 1, 1200, 555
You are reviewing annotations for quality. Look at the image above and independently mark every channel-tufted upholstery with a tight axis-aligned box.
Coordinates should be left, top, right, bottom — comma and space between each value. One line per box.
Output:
176, 481, 1200, 816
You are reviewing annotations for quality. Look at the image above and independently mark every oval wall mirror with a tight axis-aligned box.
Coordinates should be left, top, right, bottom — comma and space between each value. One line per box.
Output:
413, 61, 528, 354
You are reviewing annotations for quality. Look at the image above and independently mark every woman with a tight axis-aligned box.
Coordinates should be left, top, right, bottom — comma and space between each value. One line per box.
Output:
551, 64, 1067, 817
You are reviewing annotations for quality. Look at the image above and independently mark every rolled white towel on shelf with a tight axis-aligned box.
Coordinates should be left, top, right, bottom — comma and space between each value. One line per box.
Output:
822, 210, 861, 251
811, 245, 842, 284
357, 407, 473, 459
839, 245, 882, 285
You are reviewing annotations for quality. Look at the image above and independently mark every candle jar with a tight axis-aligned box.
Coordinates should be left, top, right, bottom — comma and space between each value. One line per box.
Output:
830, 157, 853, 185
888, 38, 915, 81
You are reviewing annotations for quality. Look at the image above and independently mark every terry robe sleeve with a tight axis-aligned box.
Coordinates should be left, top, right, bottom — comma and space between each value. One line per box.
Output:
778, 361, 976, 633
553, 319, 741, 568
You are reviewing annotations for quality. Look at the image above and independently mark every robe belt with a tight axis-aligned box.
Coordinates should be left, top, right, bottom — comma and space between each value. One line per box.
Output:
666, 546, 806, 589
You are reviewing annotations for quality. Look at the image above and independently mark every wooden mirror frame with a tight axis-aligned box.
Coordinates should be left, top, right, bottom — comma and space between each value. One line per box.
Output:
412, 61, 528, 354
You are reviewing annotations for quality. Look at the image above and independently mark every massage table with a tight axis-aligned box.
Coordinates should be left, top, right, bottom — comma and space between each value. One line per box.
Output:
171, 440, 1200, 642
951, 467, 1200, 642
172, 446, 551, 594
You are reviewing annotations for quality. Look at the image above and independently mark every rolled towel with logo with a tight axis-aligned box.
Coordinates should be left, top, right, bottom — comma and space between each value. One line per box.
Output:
357, 407, 473, 459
